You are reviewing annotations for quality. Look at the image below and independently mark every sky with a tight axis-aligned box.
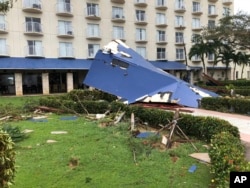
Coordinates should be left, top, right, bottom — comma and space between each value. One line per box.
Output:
234, 0, 250, 14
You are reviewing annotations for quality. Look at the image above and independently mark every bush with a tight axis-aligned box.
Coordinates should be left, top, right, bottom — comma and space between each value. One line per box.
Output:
209, 132, 250, 188
0, 130, 16, 188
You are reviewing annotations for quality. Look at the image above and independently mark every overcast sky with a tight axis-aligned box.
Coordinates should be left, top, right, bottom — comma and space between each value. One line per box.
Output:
234, 0, 250, 14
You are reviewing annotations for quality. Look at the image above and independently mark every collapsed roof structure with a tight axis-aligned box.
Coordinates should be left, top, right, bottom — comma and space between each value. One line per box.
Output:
83, 40, 219, 108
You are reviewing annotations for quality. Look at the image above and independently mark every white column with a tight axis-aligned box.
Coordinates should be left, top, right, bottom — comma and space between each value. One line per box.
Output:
67, 72, 73, 92
14, 73, 23, 96
42, 72, 49, 95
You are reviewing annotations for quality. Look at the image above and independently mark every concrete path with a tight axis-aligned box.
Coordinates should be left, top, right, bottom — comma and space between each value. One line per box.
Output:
181, 108, 250, 161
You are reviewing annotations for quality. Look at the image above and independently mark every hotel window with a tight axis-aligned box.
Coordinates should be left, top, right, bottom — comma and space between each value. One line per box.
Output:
87, 24, 100, 37
0, 38, 7, 55
156, 0, 166, 6
136, 28, 146, 41
175, 0, 184, 9
58, 20, 73, 35
175, 16, 184, 27
208, 20, 215, 29
208, 53, 215, 61
176, 48, 184, 60
157, 30, 166, 42
136, 10, 146, 22
192, 1, 200, 12
156, 13, 166, 25
192, 18, 200, 29
88, 44, 100, 58
208, 5, 216, 15
59, 42, 73, 57
223, 7, 230, 16
0, 14, 6, 30
27, 40, 43, 56
87, 3, 99, 16
25, 17, 42, 32
136, 46, 146, 58
113, 26, 124, 39
57, 0, 71, 13
112, 6, 124, 19
157, 48, 166, 59
175, 32, 183, 43
191, 34, 200, 43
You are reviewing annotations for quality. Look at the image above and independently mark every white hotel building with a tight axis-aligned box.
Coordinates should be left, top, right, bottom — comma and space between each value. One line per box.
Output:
0, 0, 236, 96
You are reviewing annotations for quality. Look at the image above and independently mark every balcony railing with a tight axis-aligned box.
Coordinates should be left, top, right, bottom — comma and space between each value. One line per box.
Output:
25, 45, 44, 57
0, 22, 8, 33
86, 29, 101, 40
156, 34, 167, 44
58, 48, 74, 58
156, 18, 167, 27
223, 0, 232, 5
134, 0, 147, 7
135, 13, 147, 25
111, 0, 125, 4
113, 30, 125, 40
22, 0, 42, 13
57, 26, 74, 38
0, 45, 9, 56
111, 12, 125, 23
85, 7, 101, 20
175, 4, 186, 13
155, 0, 167, 10
24, 22, 43, 36
56, 2, 73, 17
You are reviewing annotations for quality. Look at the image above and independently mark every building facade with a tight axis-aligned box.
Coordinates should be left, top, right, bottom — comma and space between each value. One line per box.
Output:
0, 0, 239, 96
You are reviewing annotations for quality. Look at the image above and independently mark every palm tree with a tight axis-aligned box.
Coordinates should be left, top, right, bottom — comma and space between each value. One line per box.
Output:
232, 51, 243, 80
188, 35, 215, 74
239, 53, 250, 78
0, 0, 15, 13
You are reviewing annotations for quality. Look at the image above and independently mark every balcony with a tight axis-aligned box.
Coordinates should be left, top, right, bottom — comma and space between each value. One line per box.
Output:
86, 30, 101, 40
223, 0, 232, 5
0, 22, 8, 34
56, 3, 73, 17
22, 0, 42, 13
175, 39, 184, 46
24, 22, 43, 36
191, 56, 201, 62
58, 48, 75, 59
175, 5, 186, 13
112, 31, 126, 41
192, 6, 202, 15
85, 7, 101, 20
155, 18, 167, 27
134, 0, 147, 7
175, 24, 186, 30
135, 14, 147, 25
155, 0, 167, 10
135, 37, 147, 43
192, 25, 202, 31
157, 52, 167, 60
25, 45, 44, 58
0, 45, 9, 57
111, 0, 125, 4
208, 11, 218, 18
111, 14, 125, 23
57, 26, 74, 38
156, 35, 167, 45
208, 0, 218, 2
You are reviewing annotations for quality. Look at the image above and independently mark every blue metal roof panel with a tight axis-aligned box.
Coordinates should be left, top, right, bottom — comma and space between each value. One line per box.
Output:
0, 57, 92, 70
149, 61, 187, 70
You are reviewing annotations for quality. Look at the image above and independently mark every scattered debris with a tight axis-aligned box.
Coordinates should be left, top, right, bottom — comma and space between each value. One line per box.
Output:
29, 118, 48, 122
188, 164, 197, 173
189, 153, 211, 164
36, 106, 64, 113
136, 132, 157, 138
46, 140, 57, 143
60, 116, 78, 121
22, 129, 34, 134
69, 157, 79, 169
51, 131, 68, 134
32, 116, 48, 120
0, 116, 12, 121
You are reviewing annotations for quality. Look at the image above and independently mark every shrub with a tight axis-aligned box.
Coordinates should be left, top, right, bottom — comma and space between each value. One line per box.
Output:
209, 132, 250, 188
0, 130, 16, 188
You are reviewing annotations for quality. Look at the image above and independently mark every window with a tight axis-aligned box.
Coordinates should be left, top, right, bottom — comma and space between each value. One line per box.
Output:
136, 10, 146, 22
0, 38, 7, 55
156, 0, 166, 6
136, 46, 146, 58
175, 0, 184, 9
208, 20, 215, 29
88, 44, 100, 58
113, 26, 124, 40
87, 24, 100, 37
59, 42, 73, 57
136, 28, 146, 41
192, 1, 200, 12
58, 20, 73, 35
57, 0, 71, 13
192, 18, 200, 29
157, 48, 166, 59
175, 32, 183, 43
208, 53, 215, 61
192, 54, 201, 61
247, 71, 250, 79
87, 3, 99, 16
23, 0, 41, 9
175, 16, 184, 27
156, 13, 166, 25
191, 34, 200, 43
27, 40, 43, 56
25, 17, 41, 32
208, 5, 216, 15
223, 7, 230, 16
0, 14, 6, 30
112, 7, 124, 19
176, 48, 184, 60
157, 30, 166, 42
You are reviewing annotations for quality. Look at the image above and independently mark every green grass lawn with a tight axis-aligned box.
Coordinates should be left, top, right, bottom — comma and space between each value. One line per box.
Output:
9, 113, 211, 188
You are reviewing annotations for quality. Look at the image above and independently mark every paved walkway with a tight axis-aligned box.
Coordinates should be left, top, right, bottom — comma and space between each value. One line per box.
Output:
181, 108, 250, 161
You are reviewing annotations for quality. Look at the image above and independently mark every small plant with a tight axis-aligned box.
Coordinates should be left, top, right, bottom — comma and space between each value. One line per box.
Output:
0, 130, 16, 188
1, 124, 27, 142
